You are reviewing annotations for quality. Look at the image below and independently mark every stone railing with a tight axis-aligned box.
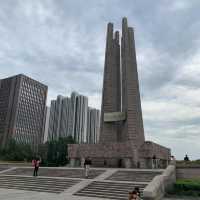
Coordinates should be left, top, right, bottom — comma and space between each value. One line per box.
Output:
143, 162, 176, 200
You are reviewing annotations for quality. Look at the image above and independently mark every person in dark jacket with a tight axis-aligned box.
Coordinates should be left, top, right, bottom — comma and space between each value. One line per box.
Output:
184, 154, 189, 162
152, 154, 157, 169
84, 157, 92, 178
134, 187, 141, 198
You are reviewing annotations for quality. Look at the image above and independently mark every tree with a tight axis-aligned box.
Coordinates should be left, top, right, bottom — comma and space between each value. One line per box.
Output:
38, 136, 76, 166
0, 139, 33, 161
0, 136, 76, 165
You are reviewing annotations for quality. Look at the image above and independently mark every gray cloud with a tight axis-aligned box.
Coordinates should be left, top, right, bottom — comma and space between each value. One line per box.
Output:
0, 0, 200, 159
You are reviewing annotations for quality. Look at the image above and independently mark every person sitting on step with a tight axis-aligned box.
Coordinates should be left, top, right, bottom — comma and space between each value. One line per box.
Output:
129, 190, 140, 200
134, 187, 141, 198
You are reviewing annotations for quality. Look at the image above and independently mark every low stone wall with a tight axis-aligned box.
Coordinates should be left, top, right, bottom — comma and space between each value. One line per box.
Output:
176, 165, 200, 179
0, 162, 32, 167
139, 141, 171, 160
68, 142, 136, 158
143, 163, 176, 200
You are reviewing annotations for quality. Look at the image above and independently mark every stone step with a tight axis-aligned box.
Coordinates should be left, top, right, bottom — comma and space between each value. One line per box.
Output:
83, 184, 145, 191
78, 187, 144, 195
0, 167, 9, 171
3, 168, 105, 179
0, 183, 65, 193
0, 180, 78, 187
0, 175, 78, 185
106, 170, 162, 182
74, 181, 146, 200
87, 181, 146, 187
0, 180, 76, 189
0, 175, 81, 193
76, 191, 133, 200
0, 184, 62, 193
78, 183, 145, 192
0, 175, 81, 183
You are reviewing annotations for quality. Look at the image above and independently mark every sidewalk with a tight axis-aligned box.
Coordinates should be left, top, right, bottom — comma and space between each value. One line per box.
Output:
163, 197, 200, 200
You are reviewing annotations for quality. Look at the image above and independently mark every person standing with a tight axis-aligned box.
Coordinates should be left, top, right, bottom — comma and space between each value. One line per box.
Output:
32, 158, 36, 176
184, 154, 189, 162
170, 155, 176, 165
84, 157, 92, 178
152, 155, 157, 169
33, 157, 41, 177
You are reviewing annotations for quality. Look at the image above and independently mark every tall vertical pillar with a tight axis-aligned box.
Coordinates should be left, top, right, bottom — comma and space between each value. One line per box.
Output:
99, 23, 121, 144
121, 17, 145, 147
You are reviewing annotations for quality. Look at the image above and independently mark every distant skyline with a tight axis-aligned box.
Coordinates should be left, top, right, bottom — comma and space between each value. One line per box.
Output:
0, 0, 200, 160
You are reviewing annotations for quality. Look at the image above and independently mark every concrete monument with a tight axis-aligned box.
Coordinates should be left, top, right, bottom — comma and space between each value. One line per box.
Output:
68, 18, 170, 168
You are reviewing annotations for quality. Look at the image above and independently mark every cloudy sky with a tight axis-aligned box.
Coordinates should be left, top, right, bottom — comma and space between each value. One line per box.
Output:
0, 0, 200, 160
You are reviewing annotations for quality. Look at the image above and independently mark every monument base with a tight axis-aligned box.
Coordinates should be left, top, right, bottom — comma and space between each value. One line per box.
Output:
68, 141, 170, 169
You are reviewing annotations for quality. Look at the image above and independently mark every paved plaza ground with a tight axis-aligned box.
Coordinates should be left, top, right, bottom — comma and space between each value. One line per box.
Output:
0, 166, 199, 200
0, 166, 160, 200
4, 167, 105, 179
164, 198, 200, 200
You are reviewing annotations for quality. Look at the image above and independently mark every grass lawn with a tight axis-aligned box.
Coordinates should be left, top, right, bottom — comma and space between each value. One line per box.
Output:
168, 179, 200, 197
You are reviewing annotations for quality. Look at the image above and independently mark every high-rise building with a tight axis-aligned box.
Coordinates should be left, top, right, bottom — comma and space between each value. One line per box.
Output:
60, 97, 72, 138
87, 108, 100, 144
48, 95, 63, 141
43, 106, 50, 143
74, 94, 88, 143
70, 92, 78, 139
0, 74, 47, 151
47, 92, 99, 144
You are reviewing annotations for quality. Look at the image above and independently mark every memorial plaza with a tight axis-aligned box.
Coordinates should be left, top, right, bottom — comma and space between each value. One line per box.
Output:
0, 6, 200, 200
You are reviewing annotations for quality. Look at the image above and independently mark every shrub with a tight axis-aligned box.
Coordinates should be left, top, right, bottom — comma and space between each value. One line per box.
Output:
169, 179, 200, 197
38, 136, 76, 167
0, 139, 33, 161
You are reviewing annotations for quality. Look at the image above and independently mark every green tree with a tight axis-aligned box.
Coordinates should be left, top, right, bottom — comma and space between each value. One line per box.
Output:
40, 136, 75, 166
0, 136, 76, 165
0, 139, 33, 161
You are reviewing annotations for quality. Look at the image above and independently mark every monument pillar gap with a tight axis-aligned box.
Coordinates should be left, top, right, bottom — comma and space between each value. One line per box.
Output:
99, 22, 121, 144
68, 18, 171, 169
70, 158, 76, 167
121, 19, 145, 147
124, 158, 132, 168
81, 157, 85, 168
